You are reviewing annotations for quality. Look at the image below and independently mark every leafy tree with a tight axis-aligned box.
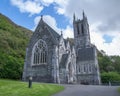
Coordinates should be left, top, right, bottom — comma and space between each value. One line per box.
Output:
98, 51, 120, 73
110, 56, 120, 73
98, 55, 112, 72
101, 72, 120, 83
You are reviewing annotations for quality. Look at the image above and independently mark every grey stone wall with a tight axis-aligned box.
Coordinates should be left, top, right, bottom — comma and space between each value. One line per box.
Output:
22, 21, 59, 83
76, 47, 101, 85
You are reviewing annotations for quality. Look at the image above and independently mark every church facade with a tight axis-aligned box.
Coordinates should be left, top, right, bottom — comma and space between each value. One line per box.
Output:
22, 12, 101, 85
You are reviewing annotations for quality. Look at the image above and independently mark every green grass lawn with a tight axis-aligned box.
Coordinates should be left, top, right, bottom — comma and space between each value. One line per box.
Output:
118, 87, 120, 93
0, 79, 64, 96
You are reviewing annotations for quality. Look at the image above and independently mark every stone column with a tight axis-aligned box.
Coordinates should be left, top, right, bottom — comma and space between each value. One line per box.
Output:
52, 46, 60, 83
22, 48, 28, 81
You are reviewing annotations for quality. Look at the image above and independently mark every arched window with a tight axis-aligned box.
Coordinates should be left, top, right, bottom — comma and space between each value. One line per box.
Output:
81, 24, 84, 35
78, 65, 81, 73
89, 64, 92, 73
32, 39, 47, 65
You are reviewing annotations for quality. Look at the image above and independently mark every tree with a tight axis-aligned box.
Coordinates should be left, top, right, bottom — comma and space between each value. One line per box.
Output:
101, 72, 120, 83
0, 53, 23, 79
98, 55, 112, 72
110, 56, 120, 73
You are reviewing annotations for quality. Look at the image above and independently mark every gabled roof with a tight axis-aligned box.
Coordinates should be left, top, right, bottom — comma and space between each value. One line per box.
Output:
45, 21, 60, 39
34, 17, 60, 44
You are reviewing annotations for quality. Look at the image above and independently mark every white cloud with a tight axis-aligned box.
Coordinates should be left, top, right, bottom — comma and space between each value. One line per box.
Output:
104, 36, 120, 55
42, 15, 58, 31
39, 0, 54, 6
54, 0, 68, 15
10, 0, 68, 15
10, 0, 43, 16
10, 0, 66, 15
63, 26, 73, 39
90, 23, 120, 56
56, 7, 65, 15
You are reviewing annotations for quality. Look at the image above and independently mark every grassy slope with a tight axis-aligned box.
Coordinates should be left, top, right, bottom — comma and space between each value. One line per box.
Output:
0, 13, 32, 79
0, 79, 64, 96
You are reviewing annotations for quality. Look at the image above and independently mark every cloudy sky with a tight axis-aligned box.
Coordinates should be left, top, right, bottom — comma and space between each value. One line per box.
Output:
0, 0, 120, 56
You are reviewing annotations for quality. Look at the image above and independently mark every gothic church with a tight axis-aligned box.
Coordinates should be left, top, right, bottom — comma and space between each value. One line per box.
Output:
22, 12, 101, 85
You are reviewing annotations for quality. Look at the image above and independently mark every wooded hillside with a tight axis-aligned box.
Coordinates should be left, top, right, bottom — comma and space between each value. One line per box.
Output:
0, 13, 32, 79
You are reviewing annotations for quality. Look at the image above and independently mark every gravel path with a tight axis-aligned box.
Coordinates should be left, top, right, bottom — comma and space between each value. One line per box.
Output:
53, 85, 120, 96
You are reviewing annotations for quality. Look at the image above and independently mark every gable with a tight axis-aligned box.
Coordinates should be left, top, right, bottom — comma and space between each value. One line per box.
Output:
28, 18, 61, 50
34, 18, 60, 45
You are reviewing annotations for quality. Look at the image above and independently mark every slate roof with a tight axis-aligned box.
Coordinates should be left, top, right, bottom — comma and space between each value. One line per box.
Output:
77, 47, 95, 61
44, 21, 60, 39
60, 54, 69, 68
35, 17, 60, 44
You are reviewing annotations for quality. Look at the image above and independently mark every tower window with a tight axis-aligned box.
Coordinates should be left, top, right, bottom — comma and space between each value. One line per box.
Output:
81, 24, 84, 35
89, 64, 92, 73
84, 65, 86, 73
32, 39, 47, 65
77, 23, 80, 35
79, 65, 81, 72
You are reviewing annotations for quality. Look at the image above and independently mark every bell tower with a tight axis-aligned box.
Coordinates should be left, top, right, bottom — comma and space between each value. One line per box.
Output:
73, 12, 91, 53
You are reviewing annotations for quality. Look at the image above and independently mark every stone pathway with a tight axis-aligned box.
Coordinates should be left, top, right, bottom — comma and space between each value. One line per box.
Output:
53, 84, 120, 96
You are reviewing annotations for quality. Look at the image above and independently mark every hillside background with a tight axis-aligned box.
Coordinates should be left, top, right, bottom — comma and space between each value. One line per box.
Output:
0, 13, 32, 79
0, 13, 120, 83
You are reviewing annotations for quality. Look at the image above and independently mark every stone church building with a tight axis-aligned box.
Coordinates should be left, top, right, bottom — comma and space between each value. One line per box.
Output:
22, 12, 101, 85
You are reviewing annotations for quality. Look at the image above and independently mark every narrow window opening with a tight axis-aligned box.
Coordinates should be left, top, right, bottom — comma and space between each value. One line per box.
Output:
77, 23, 80, 35
79, 65, 81, 72
81, 24, 84, 35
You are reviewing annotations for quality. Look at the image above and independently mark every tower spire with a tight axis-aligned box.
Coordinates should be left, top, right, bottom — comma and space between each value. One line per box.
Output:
83, 10, 85, 19
82, 10, 87, 20
61, 30, 63, 36
73, 13, 76, 21
41, 15, 43, 20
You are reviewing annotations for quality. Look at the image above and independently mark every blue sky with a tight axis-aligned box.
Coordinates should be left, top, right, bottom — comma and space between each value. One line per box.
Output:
0, 0, 69, 30
0, 0, 33, 29
0, 0, 120, 56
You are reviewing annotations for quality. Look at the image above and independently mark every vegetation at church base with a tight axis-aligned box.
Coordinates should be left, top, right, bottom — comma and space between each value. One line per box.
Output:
101, 72, 120, 83
0, 79, 64, 96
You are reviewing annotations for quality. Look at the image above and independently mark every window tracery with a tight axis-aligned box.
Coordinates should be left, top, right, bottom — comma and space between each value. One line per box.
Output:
32, 39, 47, 65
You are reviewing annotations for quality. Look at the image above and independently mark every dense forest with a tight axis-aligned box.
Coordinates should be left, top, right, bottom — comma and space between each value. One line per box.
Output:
0, 13, 120, 83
